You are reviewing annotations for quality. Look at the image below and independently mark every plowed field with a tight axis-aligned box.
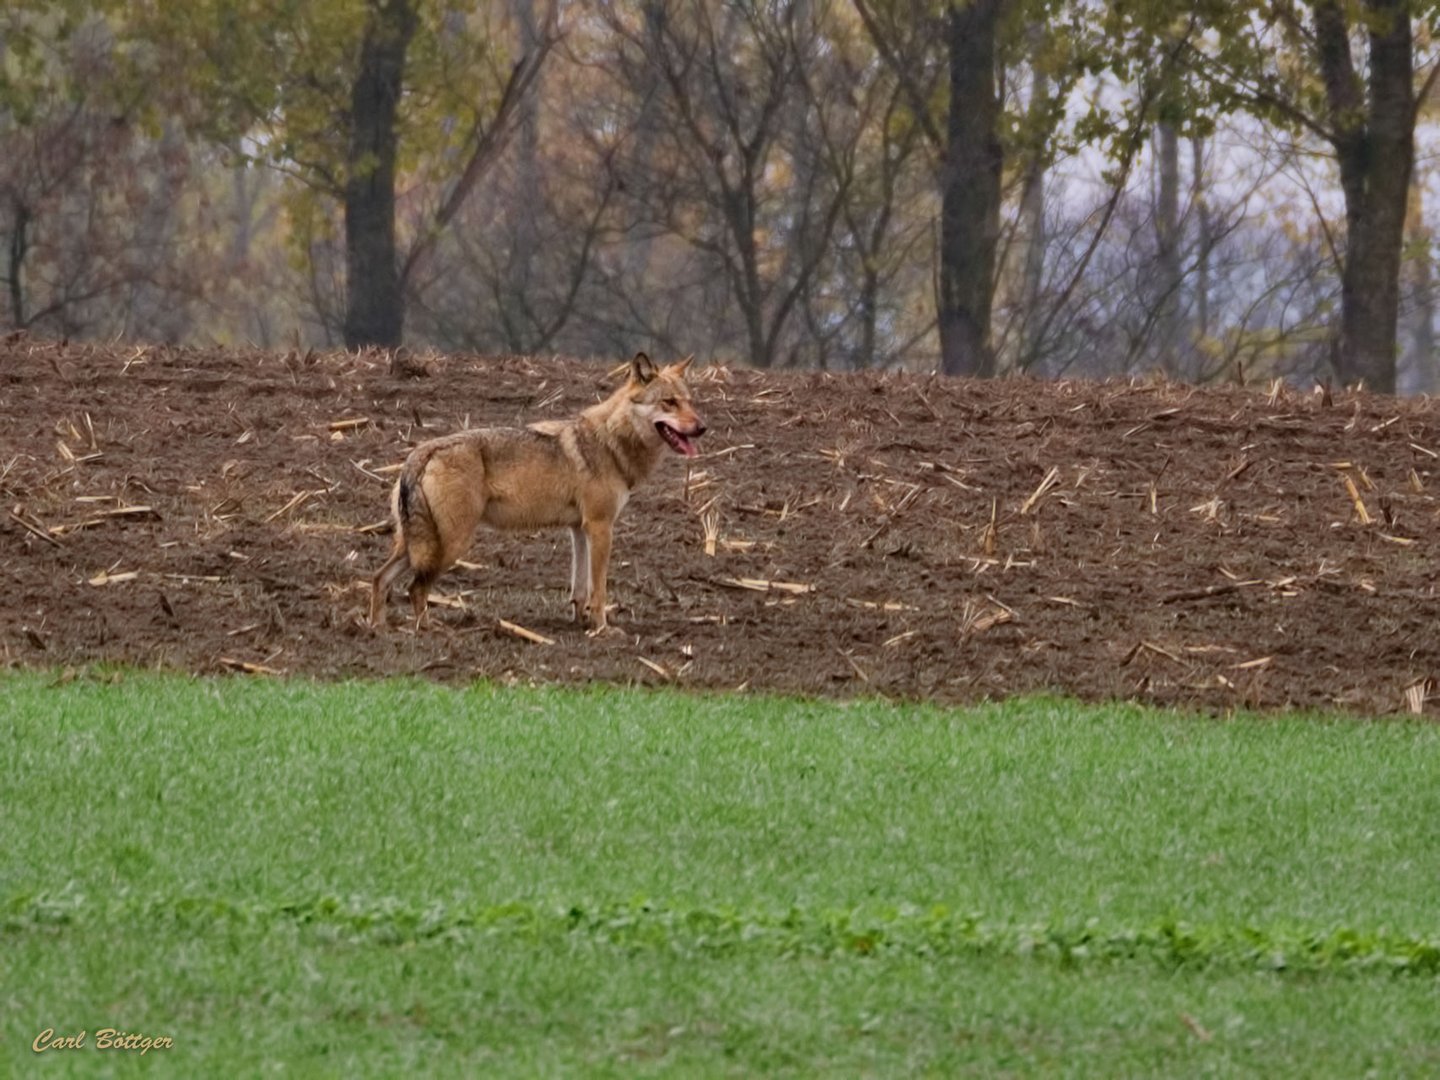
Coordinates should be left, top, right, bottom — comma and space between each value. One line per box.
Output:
3, 337, 1437, 714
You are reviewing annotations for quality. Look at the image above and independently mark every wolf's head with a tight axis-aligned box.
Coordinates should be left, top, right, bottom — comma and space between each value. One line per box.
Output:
624, 352, 706, 457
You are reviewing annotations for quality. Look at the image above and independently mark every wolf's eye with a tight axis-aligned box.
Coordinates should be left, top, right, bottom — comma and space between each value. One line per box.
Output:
662, 397, 678, 408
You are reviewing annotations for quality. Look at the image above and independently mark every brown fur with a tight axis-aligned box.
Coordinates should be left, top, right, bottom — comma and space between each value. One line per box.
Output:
370, 353, 705, 633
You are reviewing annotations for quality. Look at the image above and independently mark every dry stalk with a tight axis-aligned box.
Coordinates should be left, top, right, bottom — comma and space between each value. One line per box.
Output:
264, 489, 324, 523
845, 598, 918, 612
351, 460, 391, 484
1159, 580, 1261, 604
1404, 680, 1429, 715
219, 657, 284, 676
497, 619, 554, 646
1140, 640, 1183, 663
839, 650, 869, 682
1231, 656, 1273, 670
120, 346, 148, 374
9, 508, 62, 547
49, 505, 159, 536
717, 576, 812, 595
959, 599, 1012, 638
861, 485, 920, 548
1341, 474, 1372, 525
1188, 496, 1223, 522
701, 507, 720, 557
705, 443, 757, 458
980, 498, 998, 556
87, 570, 139, 586
1019, 466, 1060, 515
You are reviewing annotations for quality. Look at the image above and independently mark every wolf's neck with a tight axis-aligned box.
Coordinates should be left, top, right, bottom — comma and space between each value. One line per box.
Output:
580, 398, 661, 488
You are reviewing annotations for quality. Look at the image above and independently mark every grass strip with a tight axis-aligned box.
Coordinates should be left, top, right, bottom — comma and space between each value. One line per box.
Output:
8, 891, 1439, 976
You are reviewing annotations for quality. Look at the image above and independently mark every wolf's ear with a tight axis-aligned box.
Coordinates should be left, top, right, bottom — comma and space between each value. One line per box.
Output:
630, 352, 657, 385
666, 355, 694, 377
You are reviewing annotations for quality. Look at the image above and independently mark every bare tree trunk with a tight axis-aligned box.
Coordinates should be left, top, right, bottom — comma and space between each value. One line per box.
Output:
500, 0, 543, 350
1003, 26, 1047, 376
128, 120, 188, 341
938, 0, 1003, 378
1406, 181, 1436, 393
1154, 119, 1182, 376
1191, 135, 1210, 345
343, 0, 418, 351
1314, 0, 1414, 394
6, 198, 27, 328
1016, 164, 1045, 369
620, 1, 666, 291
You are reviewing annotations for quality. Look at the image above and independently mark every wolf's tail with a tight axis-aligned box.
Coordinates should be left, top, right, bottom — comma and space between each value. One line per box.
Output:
393, 452, 431, 536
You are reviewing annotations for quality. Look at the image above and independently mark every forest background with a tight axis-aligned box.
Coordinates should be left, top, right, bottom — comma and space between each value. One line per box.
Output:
4, 0, 1439, 394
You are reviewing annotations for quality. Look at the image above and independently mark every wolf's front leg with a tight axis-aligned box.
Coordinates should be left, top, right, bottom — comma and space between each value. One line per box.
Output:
583, 518, 614, 634
568, 525, 590, 622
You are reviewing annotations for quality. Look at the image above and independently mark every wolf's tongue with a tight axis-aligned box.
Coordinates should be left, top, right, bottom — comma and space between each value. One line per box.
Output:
659, 423, 698, 457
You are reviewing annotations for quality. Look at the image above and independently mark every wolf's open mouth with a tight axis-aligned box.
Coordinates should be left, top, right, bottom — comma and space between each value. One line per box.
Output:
656, 421, 699, 457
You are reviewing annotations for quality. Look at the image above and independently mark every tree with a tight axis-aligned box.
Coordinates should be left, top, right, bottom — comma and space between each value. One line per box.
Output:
127, 0, 553, 352
342, 0, 418, 349
936, 0, 1005, 376
853, 0, 1154, 379
592, 0, 847, 369
795, 13, 932, 370
854, 0, 1007, 376
1312, 0, 1416, 392
1179, 0, 1437, 393
0, 3, 230, 339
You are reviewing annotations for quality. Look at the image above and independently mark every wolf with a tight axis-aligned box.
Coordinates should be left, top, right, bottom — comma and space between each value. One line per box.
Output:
370, 353, 705, 634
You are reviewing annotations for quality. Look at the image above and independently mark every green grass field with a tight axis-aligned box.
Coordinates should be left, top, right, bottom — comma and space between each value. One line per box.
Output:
5, 672, 1440, 1076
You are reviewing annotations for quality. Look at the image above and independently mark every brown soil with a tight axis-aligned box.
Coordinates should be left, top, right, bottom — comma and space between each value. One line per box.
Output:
3, 337, 1438, 715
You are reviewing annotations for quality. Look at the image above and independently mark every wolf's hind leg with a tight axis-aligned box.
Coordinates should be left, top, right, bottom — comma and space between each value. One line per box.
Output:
370, 536, 411, 628
409, 570, 439, 630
